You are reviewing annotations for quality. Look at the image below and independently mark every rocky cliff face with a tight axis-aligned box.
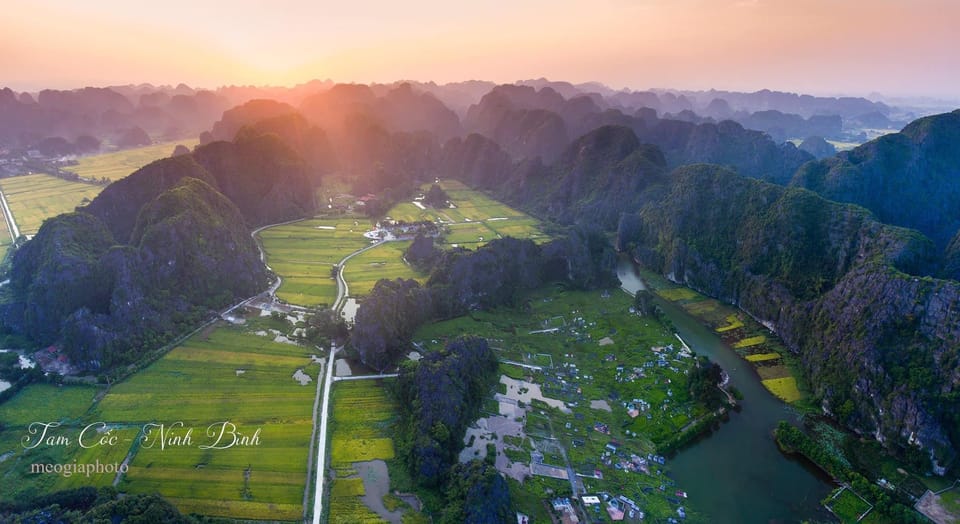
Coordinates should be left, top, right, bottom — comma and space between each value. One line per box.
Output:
82, 154, 217, 243
499, 126, 669, 229
3, 178, 267, 369
2, 132, 314, 370
188, 133, 316, 227
621, 164, 960, 465
791, 110, 960, 248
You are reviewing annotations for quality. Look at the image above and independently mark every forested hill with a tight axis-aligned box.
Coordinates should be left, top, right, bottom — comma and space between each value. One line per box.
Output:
791, 110, 960, 250
0, 133, 317, 369
613, 165, 959, 468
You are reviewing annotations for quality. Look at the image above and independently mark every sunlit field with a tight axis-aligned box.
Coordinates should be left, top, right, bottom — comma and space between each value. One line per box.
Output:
0, 174, 104, 235
68, 139, 200, 182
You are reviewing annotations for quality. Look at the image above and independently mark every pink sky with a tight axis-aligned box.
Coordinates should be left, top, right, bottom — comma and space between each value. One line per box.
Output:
2, 0, 958, 98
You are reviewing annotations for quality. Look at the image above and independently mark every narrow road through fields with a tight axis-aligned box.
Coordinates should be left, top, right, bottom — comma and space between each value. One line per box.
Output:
0, 188, 21, 241
333, 373, 399, 382
311, 238, 386, 524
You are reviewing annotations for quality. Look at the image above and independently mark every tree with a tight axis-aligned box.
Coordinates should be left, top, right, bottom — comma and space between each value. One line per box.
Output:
405, 233, 440, 270
423, 183, 450, 208
634, 289, 655, 316
351, 279, 432, 371
302, 306, 348, 345
689, 356, 726, 409
441, 460, 512, 524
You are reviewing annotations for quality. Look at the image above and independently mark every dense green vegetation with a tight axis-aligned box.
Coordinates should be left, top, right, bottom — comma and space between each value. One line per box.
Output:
612, 162, 958, 465
791, 109, 960, 249
351, 229, 618, 372
409, 286, 709, 521
0, 488, 198, 523
775, 421, 927, 523
395, 336, 499, 488
3, 177, 266, 369
0, 132, 320, 371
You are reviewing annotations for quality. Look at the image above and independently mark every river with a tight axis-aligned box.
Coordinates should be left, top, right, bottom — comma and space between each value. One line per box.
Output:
617, 259, 835, 523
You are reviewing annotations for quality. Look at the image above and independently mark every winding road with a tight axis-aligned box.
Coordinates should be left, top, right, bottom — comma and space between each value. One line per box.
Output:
248, 220, 398, 523
310, 238, 387, 524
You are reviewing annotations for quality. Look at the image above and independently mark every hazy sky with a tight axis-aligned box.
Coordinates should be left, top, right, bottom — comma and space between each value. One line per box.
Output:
3, 0, 958, 98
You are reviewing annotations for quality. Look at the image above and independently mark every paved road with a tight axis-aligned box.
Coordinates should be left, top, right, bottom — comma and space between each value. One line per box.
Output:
0, 188, 21, 240
311, 343, 338, 524
311, 239, 385, 524
332, 240, 385, 314
333, 373, 399, 382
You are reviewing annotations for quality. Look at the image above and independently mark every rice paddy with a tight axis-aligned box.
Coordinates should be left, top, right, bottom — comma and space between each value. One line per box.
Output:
0, 173, 104, 236
327, 379, 404, 522
258, 217, 373, 306
259, 180, 548, 308
0, 221, 11, 262
733, 335, 767, 348
67, 139, 200, 182
391, 179, 549, 249
87, 323, 320, 521
745, 353, 781, 362
0, 384, 106, 501
341, 241, 425, 297
643, 270, 809, 404
761, 377, 803, 403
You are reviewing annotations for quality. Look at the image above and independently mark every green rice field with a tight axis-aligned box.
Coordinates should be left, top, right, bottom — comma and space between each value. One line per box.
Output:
95, 325, 319, 521
397, 179, 549, 249
342, 241, 425, 297
258, 217, 373, 307
0, 220, 11, 262
0, 173, 104, 236
68, 139, 200, 182
328, 379, 407, 523
0, 322, 320, 520
0, 383, 108, 500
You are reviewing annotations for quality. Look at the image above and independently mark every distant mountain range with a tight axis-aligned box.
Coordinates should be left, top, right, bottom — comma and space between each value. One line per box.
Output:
0, 78, 929, 155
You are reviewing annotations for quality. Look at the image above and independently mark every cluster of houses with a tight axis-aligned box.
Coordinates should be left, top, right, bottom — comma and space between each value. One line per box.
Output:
0, 148, 88, 180
32, 346, 75, 375
560, 492, 649, 522
364, 219, 440, 241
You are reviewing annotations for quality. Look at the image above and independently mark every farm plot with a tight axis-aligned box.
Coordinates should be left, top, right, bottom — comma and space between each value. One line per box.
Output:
342, 240, 425, 298
825, 487, 872, 523
94, 324, 319, 521
258, 217, 373, 307
644, 270, 810, 404
0, 174, 104, 235
0, 384, 105, 501
328, 379, 411, 522
68, 139, 200, 182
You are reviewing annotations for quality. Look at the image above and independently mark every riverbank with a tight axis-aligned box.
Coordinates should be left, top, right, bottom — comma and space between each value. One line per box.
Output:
618, 258, 836, 523
632, 266, 813, 407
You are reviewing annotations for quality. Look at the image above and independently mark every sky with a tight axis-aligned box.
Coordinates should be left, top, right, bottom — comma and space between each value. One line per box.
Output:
2, 0, 959, 98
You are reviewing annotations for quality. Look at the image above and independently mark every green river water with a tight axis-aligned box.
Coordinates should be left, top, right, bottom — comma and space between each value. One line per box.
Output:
618, 259, 836, 523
